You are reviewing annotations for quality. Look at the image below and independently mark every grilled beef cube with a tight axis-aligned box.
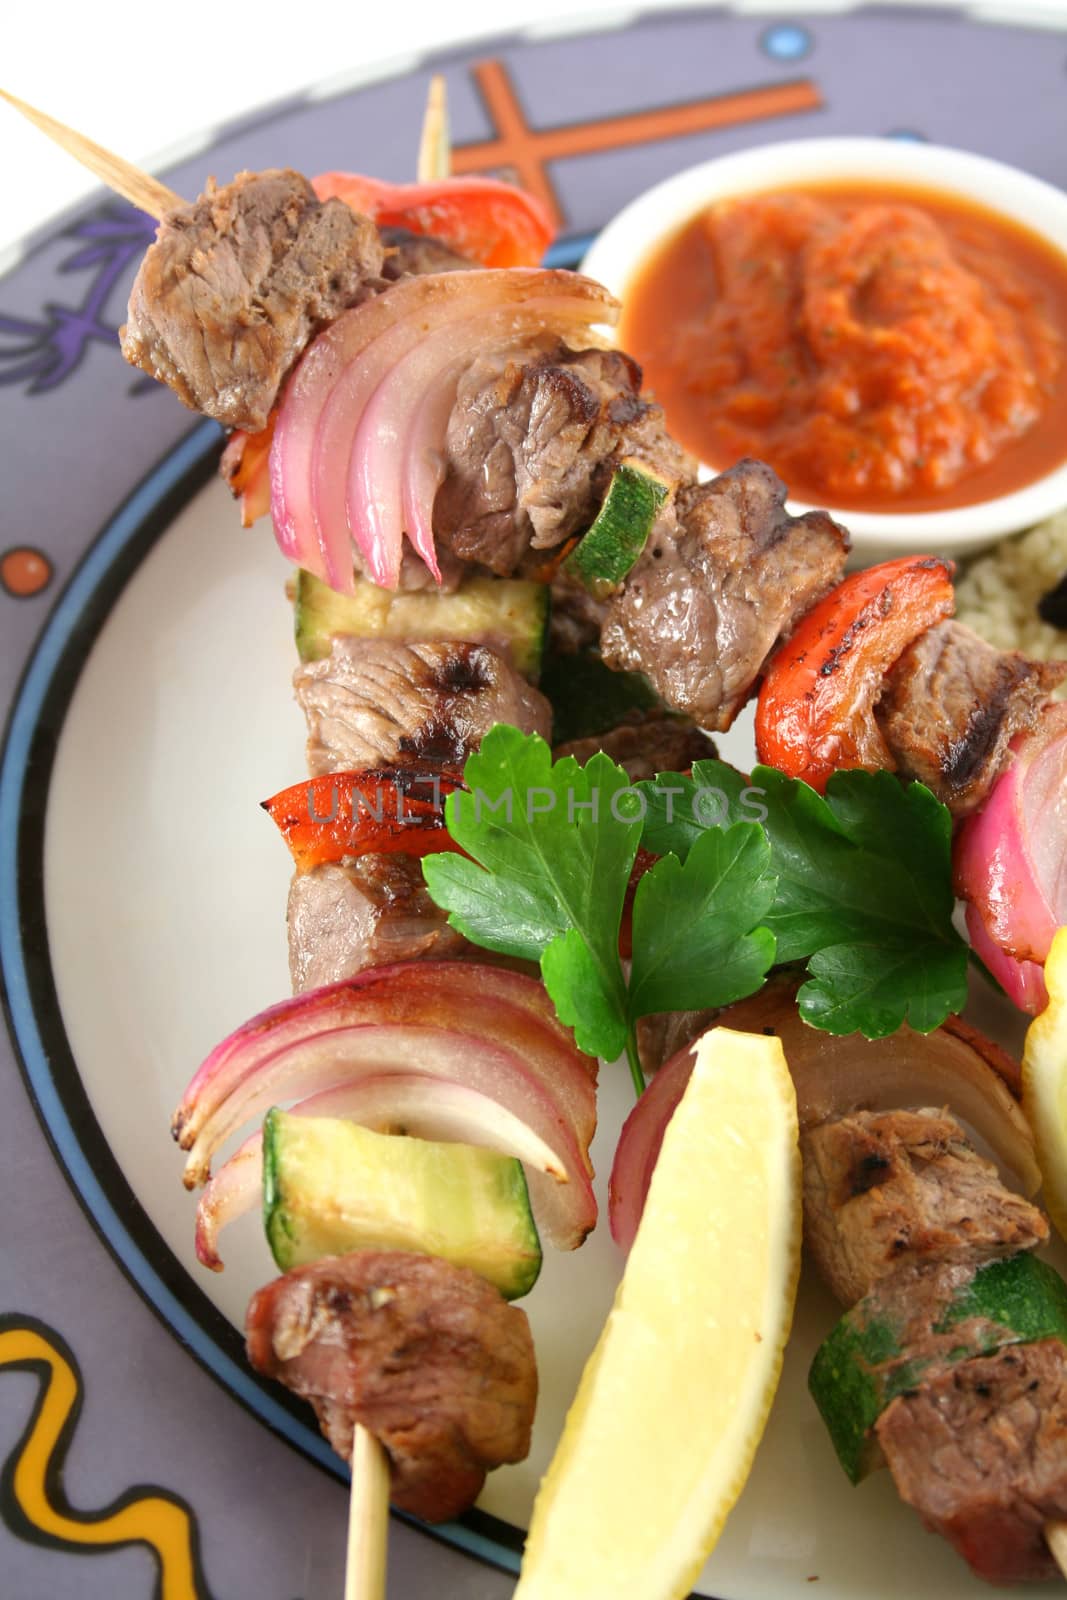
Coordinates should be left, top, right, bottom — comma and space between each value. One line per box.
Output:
877, 620, 1067, 817
121, 170, 384, 431
600, 460, 849, 731
287, 853, 469, 992
379, 224, 472, 279
554, 708, 715, 781
876, 1338, 1067, 1584
802, 1108, 1047, 1307
293, 637, 551, 776
246, 1250, 537, 1523
434, 343, 693, 576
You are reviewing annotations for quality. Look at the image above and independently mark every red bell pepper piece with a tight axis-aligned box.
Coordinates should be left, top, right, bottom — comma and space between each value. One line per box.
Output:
220, 413, 275, 527
754, 555, 955, 792
263, 767, 466, 872
312, 173, 555, 269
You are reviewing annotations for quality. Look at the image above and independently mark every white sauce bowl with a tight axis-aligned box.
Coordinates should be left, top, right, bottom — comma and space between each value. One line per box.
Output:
581, 137, 1067, 560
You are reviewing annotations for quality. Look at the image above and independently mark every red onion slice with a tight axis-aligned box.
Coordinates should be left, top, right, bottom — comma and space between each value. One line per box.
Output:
609, 1042, 693, 1252
313, 303, 465, 587
355, 296, 618, 583
955, 702, 1067, 1004
966, 904, 1050, 1015
172, 963, 598, 1250
270, 269, 617, 591
174, 962, 595, 1155
194, 1071, 570, 1270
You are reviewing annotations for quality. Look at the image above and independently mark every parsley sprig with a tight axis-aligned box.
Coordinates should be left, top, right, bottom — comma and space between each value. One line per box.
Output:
422, 730, 970, 1094
637, 759, 970, 1037
422, 727, 776, 1093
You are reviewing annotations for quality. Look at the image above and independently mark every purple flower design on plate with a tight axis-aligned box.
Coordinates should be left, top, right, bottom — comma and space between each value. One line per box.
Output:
0, 205, 156, 393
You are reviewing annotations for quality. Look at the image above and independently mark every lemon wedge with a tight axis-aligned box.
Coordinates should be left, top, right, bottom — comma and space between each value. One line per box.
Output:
1022, 927, 1067, 1240
514, 1026, 801, 1600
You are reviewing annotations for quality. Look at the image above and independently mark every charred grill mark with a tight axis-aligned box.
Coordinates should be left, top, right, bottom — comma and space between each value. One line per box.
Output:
939, 662, 1025, 792
820, 608, 878, 677
398, 720, 471, 765
850, 1152, 892, 1196
397, 645, 500, 763
430, 647, 492, 695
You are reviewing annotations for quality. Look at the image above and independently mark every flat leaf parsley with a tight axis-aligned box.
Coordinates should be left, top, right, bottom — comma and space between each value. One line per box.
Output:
636, 759, 969, 1038
422, 727, 776, 1093
423, 731, 970, 1092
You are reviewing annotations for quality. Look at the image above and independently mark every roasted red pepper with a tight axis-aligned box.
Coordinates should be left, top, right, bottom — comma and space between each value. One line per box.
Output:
220, 413, 275, 527
312, 173, 554, 269
263, 767, 466, 872
755, 555, 955, 791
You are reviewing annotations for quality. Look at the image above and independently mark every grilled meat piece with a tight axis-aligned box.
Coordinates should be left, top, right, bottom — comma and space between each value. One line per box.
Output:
434, 343, 693, 576
293, 637, 551, 775
121, 170, 384, 431
379, 224, 472, 279
287, 853, 469, 991
600, 460, 849, 731
246, 1251, 537, 1523
802, 1108, 1047, 1307
554, 708, 715, 781
876, 1338, 1067, 1584
877, 620, 1067, 817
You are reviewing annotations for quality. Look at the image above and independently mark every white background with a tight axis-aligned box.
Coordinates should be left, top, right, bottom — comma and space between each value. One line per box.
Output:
3, 0, 1067, 254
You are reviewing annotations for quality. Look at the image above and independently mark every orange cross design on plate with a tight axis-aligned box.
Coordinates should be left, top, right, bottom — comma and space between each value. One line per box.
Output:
452, 58, 824, 227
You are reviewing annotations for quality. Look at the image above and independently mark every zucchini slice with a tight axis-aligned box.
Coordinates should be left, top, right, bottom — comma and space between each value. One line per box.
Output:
565, 460, 671, 599
293, 569, 550, 681
262, 1110, 542, 1300
809, 1254, 1067, 1483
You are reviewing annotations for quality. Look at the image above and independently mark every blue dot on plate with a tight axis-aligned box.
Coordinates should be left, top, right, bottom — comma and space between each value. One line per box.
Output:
885, 129, 929, 143
761, 22, 813, 62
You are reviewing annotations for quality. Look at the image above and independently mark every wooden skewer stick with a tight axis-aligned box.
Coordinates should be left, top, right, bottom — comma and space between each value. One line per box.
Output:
1045, 1521, 1067, 1582
0, 86, 185, 221
416, 74, 451, 184
342, 76, 457, 1600
345, 1424, 391, 1600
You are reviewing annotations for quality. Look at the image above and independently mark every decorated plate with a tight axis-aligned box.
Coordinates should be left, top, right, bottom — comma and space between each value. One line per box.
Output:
3, 7, 1067, 1596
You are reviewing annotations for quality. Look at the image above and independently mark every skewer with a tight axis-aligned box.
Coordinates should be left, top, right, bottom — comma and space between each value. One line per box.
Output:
345, 1424, 391, 1600
338, 71, 456, 1600
0, 87, 184, 221
416, 74, 451, 183
1045, 1521, 1067, 1583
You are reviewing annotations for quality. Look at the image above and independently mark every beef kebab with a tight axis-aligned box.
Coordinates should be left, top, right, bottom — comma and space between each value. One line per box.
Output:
225, 635, 559, 1528
65, 95, 605, 1572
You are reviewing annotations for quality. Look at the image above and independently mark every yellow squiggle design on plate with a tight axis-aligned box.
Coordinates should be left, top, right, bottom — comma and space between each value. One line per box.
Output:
0, 1315, 212, 1599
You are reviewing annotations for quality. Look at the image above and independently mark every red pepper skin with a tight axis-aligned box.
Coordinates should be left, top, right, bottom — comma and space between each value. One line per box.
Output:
220, 412, 275, 526
312, 173, 555, 268
755, 555, 955, 792
263, 768, 466, 872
